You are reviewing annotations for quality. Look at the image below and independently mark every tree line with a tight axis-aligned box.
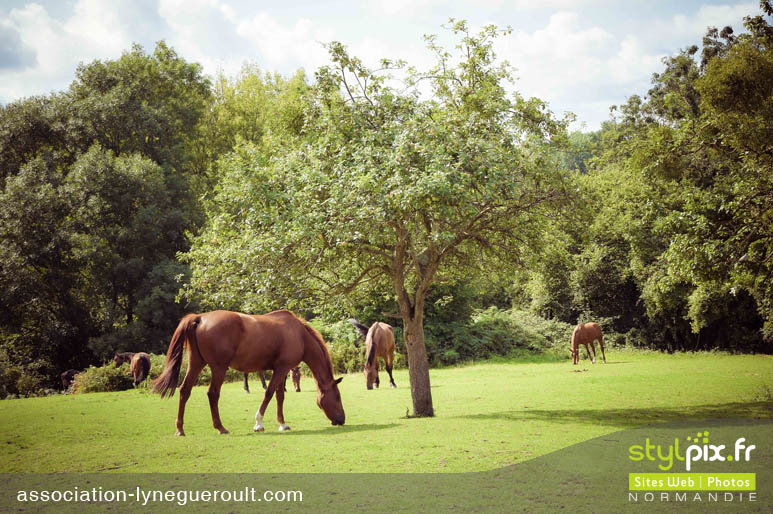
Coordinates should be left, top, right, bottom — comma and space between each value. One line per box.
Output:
1, 4, 771, 412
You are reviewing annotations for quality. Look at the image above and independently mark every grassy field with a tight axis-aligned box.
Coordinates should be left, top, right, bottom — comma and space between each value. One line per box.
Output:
1, 351, 771, 473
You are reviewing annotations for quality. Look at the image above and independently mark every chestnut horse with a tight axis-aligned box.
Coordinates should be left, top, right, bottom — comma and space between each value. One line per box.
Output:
363, 322, 396, 389
243, 367, 300, 393
114, 352, 151, 386
152, 310, 344, 435
571, 322, 606, 365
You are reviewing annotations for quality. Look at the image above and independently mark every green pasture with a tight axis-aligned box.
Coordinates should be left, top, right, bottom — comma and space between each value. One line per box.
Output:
1, 351, 771, 474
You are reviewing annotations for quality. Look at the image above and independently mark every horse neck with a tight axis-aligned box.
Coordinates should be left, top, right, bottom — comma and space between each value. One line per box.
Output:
302, 335, 335, 389
365, 339, 377, 369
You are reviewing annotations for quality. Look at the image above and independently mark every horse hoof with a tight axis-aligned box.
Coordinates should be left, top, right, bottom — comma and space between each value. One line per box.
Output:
253, 426, 264, 432
175, 430, 185, 437
279, 424, 291, 432
218, 429, 229, 435
391, 384, 396, 388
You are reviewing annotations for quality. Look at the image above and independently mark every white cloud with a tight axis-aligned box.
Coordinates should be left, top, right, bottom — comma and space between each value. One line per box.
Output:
496, 12, 619, 102
234, 13, 335, 73
369, 0, 446, 17
0, 1, 132, 101
672, 2, 757, 36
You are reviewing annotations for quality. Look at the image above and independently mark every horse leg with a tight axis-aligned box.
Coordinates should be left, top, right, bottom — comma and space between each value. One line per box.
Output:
206, 366, 229, 434
386, 353, 396, 388
599, 336, 607, 363
243, 372, 250, 393
259, 371, 267, 390
276, 372, 291, 431
590, 341, 597, 364
254, 371, 285, 432
175, 358, 206, 437
583, 343, 593, 364
374, 359, 380, 388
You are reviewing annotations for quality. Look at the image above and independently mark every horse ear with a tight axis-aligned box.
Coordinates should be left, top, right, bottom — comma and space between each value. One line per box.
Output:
335, 377, 343, 384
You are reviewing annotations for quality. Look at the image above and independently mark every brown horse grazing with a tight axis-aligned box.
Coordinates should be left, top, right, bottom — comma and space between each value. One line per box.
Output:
113, 352, 135, 366
130, 352, 151, 386
571, 322, 606, 365
152, 310, 344, 436
291, 366, 301, 392
364, 322, 396, 390
115, 352, 151, 386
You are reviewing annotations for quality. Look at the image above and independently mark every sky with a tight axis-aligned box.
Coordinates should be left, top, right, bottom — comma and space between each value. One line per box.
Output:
0, 0, 767, 130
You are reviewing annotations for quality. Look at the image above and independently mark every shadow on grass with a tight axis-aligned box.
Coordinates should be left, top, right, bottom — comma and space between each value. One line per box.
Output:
455, 401, 773, 428
232, 423, 401, 437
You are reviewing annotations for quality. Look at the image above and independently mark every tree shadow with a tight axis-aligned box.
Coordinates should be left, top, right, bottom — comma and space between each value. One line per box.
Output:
455, 401, 773, 428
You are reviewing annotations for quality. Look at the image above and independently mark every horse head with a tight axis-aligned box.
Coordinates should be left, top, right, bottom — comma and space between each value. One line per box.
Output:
316, 377, 345, 425
364, 363, 378, 390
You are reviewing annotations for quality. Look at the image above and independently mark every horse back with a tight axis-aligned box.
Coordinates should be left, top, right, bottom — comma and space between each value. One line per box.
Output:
572, 322, 603, 345
366, 322, 395, 358
195, 310, 306, 373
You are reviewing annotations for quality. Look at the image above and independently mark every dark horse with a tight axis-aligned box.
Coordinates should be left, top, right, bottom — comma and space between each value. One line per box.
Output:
243, 371, 267, 393
152, 310, 344, 435
349, 319, 396, 389
61, 369, 78, 390
243, 367, 301, 393
571, 322, 607, 365
114, 352, 151, 386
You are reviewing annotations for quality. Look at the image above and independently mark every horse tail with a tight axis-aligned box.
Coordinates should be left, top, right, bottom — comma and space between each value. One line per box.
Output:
152, 314, 200, 398
139, 354, 150, 384
348, 319, 369, 340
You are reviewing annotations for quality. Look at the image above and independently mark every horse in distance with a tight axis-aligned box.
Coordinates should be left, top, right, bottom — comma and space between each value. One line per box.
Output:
571, 322, 606, 365
130, 352, 151, 386
114, 352, 151, 386
349, 319, 397, 390
244, 368, 300, 393
61, 369, 78, 390
243, 371, 267, 393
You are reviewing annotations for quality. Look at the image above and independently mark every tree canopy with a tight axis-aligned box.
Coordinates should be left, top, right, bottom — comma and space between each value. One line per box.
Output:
183, 22, 571, 416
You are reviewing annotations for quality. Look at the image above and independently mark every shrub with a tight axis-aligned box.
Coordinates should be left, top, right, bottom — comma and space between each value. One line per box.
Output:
0, 363, 22, 399
71, 353, 249, 395
71, 364, 134, 393
421, 307, 576, 366
311, 319, 366, 374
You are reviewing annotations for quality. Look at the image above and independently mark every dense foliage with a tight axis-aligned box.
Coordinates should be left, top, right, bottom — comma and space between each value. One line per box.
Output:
0, 43, 211, 392
520, 3, 773, 352
1, 5, 771, 399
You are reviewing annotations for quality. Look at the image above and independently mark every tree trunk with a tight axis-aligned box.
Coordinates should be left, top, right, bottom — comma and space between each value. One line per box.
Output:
402, 312, 434, 417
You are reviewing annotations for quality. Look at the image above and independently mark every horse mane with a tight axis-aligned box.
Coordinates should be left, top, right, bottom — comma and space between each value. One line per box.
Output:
297, 315, 336, 380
